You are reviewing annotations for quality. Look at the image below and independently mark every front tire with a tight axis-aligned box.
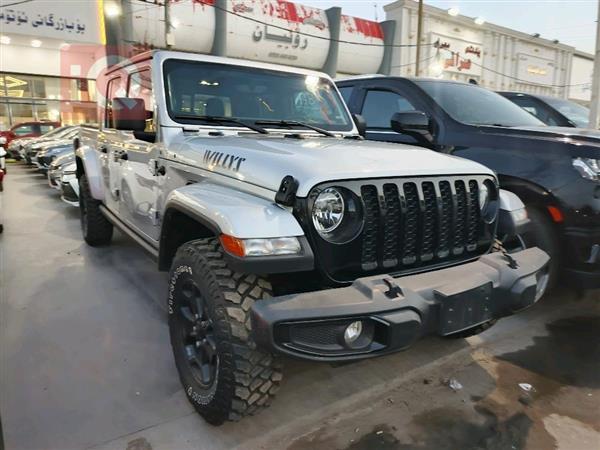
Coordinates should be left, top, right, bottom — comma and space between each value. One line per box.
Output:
79, 174, 113, 246
168, 238, 282, 425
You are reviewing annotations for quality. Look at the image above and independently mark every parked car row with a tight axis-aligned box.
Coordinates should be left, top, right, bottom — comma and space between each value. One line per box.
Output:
8, 51, 599, 426
13, 125, 88, 207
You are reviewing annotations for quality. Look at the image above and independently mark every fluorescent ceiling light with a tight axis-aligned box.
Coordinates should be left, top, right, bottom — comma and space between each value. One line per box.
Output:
447, 7, 460, 16
474, 17, 486, 25
0, 35, 10, 45
31, 39, 42, 48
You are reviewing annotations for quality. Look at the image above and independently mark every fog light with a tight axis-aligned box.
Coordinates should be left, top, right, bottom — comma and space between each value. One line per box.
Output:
344, 321, 363, 344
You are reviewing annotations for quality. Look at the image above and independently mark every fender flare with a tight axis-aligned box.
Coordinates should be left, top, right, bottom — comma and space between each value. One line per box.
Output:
162, 183, 305, 239
159, 183, 312, 273
75, 145, 105, 201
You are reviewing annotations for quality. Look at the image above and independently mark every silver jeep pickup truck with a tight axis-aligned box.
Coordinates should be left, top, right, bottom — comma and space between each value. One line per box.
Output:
76, 50, 549, 425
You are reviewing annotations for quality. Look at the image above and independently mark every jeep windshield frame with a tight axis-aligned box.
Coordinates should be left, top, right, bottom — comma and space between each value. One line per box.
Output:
162, 59, 354, 133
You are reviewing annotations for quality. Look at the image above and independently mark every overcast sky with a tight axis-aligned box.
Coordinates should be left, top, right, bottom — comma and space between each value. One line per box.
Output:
301, 0, 598, 54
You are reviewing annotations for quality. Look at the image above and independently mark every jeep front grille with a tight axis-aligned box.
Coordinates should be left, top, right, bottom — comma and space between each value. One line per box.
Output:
359, 178, 484, 272
302, 175, 496, 283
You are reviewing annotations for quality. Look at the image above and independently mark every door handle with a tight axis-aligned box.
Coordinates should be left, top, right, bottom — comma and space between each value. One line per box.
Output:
99, 145, 108, 153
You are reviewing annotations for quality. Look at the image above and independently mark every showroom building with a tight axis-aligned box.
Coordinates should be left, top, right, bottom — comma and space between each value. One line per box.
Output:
0, 0, 595, 129
0, 0, 105, 129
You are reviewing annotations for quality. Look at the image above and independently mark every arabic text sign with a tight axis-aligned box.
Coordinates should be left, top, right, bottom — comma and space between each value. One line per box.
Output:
432, 33, 483, 77
516, 54, 555, 85
227, 0, 330, 69
337, 15, 384, 74
0, 0, 101, 43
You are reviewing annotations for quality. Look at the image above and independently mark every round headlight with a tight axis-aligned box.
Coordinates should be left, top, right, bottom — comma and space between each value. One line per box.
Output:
479, 182, 489, 210
312, 187, 345, 234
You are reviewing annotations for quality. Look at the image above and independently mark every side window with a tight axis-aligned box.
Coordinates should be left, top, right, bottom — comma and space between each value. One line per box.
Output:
362, 90, 416, 129
127, 69, 154, 131
338, 86, 354, 105
105, 76, 125, 128
40, 124, 56, 134
13, 124, 34, 136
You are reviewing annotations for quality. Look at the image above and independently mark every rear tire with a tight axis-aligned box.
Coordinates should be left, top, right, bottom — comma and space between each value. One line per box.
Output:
79, 174, 113, 246
521, 207, 560, 290
168, 238, 282, 425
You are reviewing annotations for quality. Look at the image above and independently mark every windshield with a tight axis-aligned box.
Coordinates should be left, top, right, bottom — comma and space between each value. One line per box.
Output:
163, 59, 353, 132
415, 81, 546, 127
542, 97, 590, 128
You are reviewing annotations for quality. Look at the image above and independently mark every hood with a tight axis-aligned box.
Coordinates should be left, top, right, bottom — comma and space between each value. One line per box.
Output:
480, 125, 600, 146
169, 133, 494, 197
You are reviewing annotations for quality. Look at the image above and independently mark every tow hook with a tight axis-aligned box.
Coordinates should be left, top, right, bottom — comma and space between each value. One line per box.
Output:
493, 239, 519, 269
383, 278, 404, 299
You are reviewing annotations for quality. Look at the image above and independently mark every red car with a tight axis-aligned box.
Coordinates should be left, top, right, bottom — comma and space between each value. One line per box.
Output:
0, 121, 61, 147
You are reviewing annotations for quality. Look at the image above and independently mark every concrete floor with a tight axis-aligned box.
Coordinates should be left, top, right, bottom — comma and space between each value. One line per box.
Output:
0, 163, 599, 450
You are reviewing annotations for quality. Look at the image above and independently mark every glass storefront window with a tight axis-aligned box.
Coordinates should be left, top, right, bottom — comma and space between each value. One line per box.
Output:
10, 102, 34, 124
0, 72, 97, 126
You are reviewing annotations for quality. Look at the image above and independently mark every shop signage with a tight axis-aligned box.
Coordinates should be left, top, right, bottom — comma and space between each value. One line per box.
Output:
0, 1, 101, 43
431, 33, 483, 77
516, 54, 554, 84
227, 0, 330, 69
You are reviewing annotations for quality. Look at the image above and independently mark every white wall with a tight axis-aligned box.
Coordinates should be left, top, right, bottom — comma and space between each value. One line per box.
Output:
569, 54, 594, 104
385, 0, 575, 97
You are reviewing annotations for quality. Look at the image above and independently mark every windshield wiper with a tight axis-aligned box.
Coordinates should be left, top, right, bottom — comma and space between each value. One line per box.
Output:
254, 120, 335, 137
174, 115, 269, 134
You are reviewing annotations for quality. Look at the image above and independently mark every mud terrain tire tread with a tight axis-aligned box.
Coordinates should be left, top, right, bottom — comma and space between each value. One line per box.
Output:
169, 238, 282, 425
80, 173, 113, 246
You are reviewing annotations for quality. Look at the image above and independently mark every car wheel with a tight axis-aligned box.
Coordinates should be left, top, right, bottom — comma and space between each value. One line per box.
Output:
80, 174, 113, 246
168, 238, 282, 425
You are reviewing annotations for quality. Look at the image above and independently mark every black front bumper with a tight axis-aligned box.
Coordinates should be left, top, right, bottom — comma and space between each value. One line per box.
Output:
252, 248, 549, 361
563, 227, 600, 289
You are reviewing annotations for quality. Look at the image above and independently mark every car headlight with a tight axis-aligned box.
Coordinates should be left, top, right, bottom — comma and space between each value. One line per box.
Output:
572, 157, 600, 181
312, 187, 345, 234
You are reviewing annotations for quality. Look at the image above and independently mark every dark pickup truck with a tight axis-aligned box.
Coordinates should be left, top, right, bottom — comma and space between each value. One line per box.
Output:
337, 77, 600, 289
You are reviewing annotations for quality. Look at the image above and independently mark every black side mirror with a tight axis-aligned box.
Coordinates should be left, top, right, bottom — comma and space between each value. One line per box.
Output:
390, 111, 434, 145
112, 97, 146, 132
352, 113, 366, 137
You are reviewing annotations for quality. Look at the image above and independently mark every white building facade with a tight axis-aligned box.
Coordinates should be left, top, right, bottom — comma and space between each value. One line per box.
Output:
384, 0, 594, 104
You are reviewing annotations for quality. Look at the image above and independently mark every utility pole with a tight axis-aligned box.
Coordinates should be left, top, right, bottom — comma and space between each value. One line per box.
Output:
415, 0, 424, 77
589, 0, 600, 128
164, 0, 173, 49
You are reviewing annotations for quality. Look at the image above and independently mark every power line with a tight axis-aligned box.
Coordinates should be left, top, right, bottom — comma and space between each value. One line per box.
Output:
0, 0, 35, 8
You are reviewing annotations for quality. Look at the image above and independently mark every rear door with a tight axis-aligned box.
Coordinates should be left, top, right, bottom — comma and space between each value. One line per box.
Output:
117, 67, 161, 241
101, 75, 127, 213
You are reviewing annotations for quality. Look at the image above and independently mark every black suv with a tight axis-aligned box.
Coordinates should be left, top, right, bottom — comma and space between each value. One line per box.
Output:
499, 92, 592, 129
336, 77, 600, 289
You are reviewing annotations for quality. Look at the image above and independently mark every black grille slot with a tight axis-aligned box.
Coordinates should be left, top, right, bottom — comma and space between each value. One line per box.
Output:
454, 180, 468, 252
467, 180, 480, 248
421, 182, 437, 260
438, 181, 453, 257
382, 184, 400, 267
361, 185, 380, 270
402, 182, 419, 264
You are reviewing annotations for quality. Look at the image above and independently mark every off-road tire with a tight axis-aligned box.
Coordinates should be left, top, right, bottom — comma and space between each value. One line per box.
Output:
521, 206, 560, 290
79, 173, 113, 246
445, 319, 497, 339
168, 238, 282, 425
